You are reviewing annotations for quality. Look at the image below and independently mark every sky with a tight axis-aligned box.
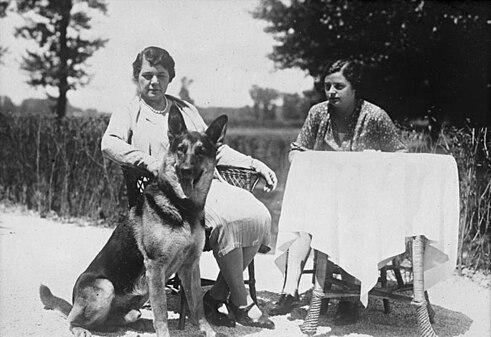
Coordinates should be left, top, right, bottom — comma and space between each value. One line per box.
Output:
0, 0, 313, 112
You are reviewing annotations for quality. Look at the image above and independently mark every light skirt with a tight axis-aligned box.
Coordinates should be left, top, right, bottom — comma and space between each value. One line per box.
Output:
205, 179, 271, 258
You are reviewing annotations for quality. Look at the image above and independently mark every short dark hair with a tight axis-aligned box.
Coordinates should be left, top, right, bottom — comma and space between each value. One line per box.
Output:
132, 46, 176, 82
324, 59, 362, 91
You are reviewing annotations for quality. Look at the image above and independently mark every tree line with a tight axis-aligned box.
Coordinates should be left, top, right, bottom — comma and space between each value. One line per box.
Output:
1, 0, 108, 120
252, 0, 490, 126
1, 0, 489, 126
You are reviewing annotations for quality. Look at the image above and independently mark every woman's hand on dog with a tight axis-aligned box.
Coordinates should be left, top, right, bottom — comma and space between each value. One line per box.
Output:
147, 159, 162, 178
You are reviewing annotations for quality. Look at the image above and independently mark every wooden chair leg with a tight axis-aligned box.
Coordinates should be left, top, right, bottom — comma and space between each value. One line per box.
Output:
320, 259, 333, 315
320, 297, 330, 315
380, 266, 391, 314
178, 277, 187, 330
393, 257, 405, 286
247, 259, 258, 304
311, 250, 318, 284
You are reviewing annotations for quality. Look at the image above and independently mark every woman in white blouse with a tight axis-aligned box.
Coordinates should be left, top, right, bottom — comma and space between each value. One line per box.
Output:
101, 46, 276, 329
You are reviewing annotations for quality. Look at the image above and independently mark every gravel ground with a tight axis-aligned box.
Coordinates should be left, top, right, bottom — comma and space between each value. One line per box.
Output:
0, 205, 489, 337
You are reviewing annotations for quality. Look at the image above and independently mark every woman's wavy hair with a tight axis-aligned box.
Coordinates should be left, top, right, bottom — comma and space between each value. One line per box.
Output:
132, 46, 176, 82
324, 59, 363, 94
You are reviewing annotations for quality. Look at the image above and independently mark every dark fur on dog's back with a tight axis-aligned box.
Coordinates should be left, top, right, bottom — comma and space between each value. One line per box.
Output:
39, 105, 227, 337
85, 221, 144, 294
40, 219, 150, 336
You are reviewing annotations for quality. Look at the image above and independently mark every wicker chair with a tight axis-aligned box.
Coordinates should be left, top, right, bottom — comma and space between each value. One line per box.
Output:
121, 165, 268, 329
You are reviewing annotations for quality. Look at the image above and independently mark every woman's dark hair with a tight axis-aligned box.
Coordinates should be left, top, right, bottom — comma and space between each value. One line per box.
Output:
132, 46, 176, 82
324, 59, 362, 91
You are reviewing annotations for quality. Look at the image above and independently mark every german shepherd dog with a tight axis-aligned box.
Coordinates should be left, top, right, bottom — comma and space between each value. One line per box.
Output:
40, 106, 228, 337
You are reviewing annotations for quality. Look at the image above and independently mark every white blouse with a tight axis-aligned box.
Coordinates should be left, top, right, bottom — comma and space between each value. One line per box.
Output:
101, 94, 254, 174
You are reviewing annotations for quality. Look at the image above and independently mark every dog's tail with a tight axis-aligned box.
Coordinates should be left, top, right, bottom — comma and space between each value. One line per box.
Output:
39, 284, 72, 317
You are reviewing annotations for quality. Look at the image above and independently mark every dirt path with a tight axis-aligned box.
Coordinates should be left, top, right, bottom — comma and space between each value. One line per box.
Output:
0, 207, 489, 337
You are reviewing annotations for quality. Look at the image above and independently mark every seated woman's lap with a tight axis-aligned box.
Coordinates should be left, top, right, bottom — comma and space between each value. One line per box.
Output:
205, 179, 271, 258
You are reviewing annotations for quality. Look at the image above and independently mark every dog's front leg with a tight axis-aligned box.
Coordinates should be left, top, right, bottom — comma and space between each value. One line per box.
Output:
144, 258, 170, 337
179, 261, 216, 337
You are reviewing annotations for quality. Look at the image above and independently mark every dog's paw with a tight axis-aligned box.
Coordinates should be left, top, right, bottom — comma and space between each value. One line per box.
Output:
124, 309, 142, 323
72, 327, 92, 337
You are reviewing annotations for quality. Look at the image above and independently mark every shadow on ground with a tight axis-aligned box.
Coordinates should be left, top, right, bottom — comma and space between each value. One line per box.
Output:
260, 289, 473, 337
82, 288, 472, 337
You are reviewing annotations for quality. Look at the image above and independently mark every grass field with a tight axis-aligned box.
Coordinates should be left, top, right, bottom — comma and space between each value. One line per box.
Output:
0, 113, 489, 272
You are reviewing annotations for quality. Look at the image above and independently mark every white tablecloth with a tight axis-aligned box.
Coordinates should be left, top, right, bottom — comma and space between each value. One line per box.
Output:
275, 151, 459, 306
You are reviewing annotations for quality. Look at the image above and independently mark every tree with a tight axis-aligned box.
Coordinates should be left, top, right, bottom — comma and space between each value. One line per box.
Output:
249, 85, 280, 121
253, 0, 490, 125
0, 95, 16, 112
282, 93, 303, 120
282, 90, 320, 121
0, 1, 9, 62
13, 0, 108, 119
179, 76, 194, 104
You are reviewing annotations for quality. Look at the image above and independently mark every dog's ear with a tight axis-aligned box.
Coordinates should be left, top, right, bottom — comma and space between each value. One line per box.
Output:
206, 114, 228, 147
168, 105, 188, 142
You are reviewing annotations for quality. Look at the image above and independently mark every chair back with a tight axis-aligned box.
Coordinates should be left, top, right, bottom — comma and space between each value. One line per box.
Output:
122, 165, 261, 207
216, 165, 260, 192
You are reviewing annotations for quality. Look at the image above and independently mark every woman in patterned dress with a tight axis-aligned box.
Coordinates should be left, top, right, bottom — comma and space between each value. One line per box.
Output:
269, 59, 407, 324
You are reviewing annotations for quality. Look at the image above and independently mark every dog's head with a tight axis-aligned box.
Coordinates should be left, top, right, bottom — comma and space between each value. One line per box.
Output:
160, 105, 227, 201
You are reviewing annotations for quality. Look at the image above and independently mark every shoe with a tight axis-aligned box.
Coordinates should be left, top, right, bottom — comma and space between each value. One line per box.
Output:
269, 293, 299, 316
203, 291, 236, 327
227, 301, 275, 329
332, 300, 360, 326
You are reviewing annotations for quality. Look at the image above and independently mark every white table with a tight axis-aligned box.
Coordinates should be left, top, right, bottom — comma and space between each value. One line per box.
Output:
274, 151, 460, 336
